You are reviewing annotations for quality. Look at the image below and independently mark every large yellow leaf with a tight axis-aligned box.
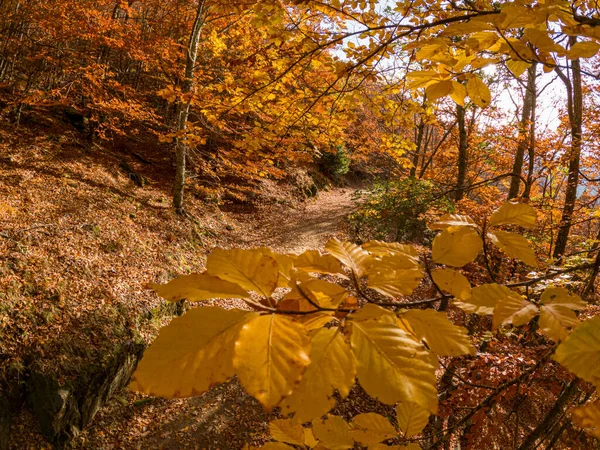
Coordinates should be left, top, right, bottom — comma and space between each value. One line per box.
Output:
553, 316, 600, 387
350, 304, 397, 323
349, 413, 397, 445
429, 214, 478, 231
312, 415, 354, 450
492, 293, 538, 330
400, 309, 476, 356
396, 402, 430, 438
466, 76, 491, 108
487, 231, 538, 267
450, 81, 467, 107
207, 248, 279, 297
293, 250, 346, 277
283, 279, 349, 310
148, 273, 249, 302
506, 59, 530, 77
234, 314, 311, 408
367, 268, 424, 297
432, 226, 482, 267
567, 41, 600, 59
540, 287, 586, 310
571, 400, 600, 438
539, 305, 579, 342
348, 319, 438, 412
270, 419, 305, 445
489, 202, 537, 228
425, 80, 453, 101
260, 248, 295, 288
130, 307, 255, 397
362, 240, 419, 257
375, 252, 420, 270
325, 239, 373, 277
453, 283, 506, 315
431, 268, 471, 300
281, 328, 356, 423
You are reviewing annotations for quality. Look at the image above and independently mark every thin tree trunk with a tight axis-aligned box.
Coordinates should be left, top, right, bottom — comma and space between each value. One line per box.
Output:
410, 115, 425, 177
508, 63, 537, 199
523, 68, 537, 199
173, 0, 207, 215
553, 39, 583, 259
455, 103, 468, 201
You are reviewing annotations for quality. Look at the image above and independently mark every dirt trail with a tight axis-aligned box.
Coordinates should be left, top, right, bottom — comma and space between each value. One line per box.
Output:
243, 186, 356, 253
72, 187, 358, 450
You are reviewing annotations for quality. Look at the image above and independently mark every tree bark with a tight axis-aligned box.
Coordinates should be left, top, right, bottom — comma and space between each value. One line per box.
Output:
508, 63, 537, 199
553, 40, 583, 259
523, 69, 537, 199
173, 0, 207, 215
455, 103, 468, 201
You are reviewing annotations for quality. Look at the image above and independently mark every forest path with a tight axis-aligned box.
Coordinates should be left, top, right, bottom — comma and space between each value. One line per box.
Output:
242, 186, 357, 253
75, 186, 360, 450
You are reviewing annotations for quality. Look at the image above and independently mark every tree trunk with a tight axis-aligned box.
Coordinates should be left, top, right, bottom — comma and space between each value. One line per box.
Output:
508, 63, 537, 199
410, 113, 425, 177
455, 103, 468, 201
523, 69, 537, 199
553, 40, 583, 259
173, 0, 207, 215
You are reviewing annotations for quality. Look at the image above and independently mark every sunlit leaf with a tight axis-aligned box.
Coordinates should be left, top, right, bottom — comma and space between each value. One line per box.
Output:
432, 226, 482, 267
492, 292, 538, 330
400, 309, 476, 356
294, 249, 346, 277
312, 415, 354, 450
270, 419, 305, 445
466, 76, 491, 108
234, 314, 311, 408
325, 239, 373, 277
489, 202, 537, 228
553, 317, 600, 387
148, 273, 248, 302
349, 413, 397, 445
487, 231, 538, 267
207, 248, 279, 297
571, 400, 600, 438
130, 307, 255, 397
367, 268, 424, 297
396, 402, 429, 438
431, 268, 471, 300
429, 214, 478, 231
453, 283, 507, 315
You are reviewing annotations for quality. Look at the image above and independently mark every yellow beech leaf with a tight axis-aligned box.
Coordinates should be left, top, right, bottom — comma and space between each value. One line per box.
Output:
375, 252, 420, 270
284, 279, 349, 310
506, 59, 530, 78
325, 239, 373, 277
450, 81, 467, 107
554, 317, 600, 387
349, 413, 397, 445
312, 415, 354, 450
429, 214, 478, 231
367, 268, 424, 298
540, 287, 586, 310
431, 268, 472, 300
425, 80, 453, 101
396, 402, 430, 438
453, 283, 507, 315
539, 305, 579, 342
487, 231, 538, 267
130, 307, 255, 397
270, 419, 305, 445
259, 443, 295, 450
260, 248, 295, 288
492, 293, 538, 330
281, 328, 356, 423
350, 304, 398, 323
568, 41, 600, 59
400, 309, 476, 356
432, 226, 482, 267
466, 76, 491, 108
304, 428, 318, 447
294, 249, 346, 277
234, 314, 311, 409
348, 319, 438, 413
570, 400, 600, 438
148, 273, 249, 302
489, 202, 537, 228
362, 240, 419, 257
207, 248, 279, 297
